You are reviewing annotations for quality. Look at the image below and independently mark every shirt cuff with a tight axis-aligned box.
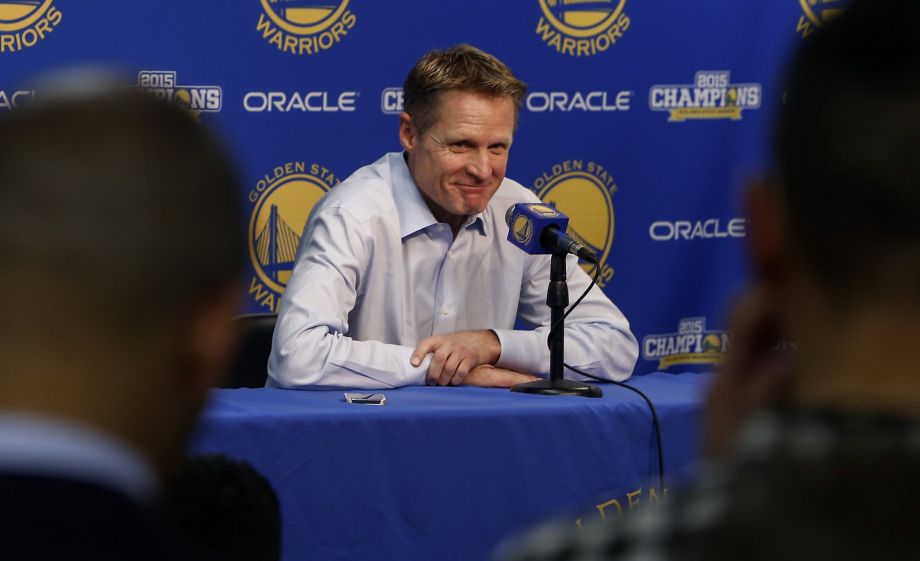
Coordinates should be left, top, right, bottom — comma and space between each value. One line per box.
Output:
492, 329, 548, 376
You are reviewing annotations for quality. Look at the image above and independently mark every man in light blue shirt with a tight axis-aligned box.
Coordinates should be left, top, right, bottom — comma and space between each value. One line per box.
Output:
269, 45, 638, 390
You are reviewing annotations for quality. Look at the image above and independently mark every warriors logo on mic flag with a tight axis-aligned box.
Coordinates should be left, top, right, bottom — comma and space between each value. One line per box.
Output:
507, 204, 597, 263
507, 203, 568, 255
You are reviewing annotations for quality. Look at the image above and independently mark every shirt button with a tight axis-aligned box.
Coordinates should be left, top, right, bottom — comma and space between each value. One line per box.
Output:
441, 307, 449, 315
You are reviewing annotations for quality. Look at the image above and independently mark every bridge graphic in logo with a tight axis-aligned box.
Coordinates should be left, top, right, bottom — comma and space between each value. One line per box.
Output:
269, 0, 343, 27
0, 1, 43, 23
545, 0, 617, 30
253, 204, 301, 284
247, 167, 334, 305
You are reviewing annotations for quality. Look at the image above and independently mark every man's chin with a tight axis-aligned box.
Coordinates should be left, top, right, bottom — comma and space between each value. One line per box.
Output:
456, 194, 493, 215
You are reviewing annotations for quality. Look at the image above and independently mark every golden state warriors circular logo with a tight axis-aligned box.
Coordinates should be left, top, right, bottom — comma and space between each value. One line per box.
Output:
0, 0, 62, 53
536, 0, 630, 57
797, 0, 848, 38
512, 216, 534, 245
534, 159, 619, 288
256, 0, 356, 56
247, 162, 340, 311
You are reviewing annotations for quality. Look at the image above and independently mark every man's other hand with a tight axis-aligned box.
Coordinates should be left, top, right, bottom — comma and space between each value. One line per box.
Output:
411, 330, 501, 386
463, 365, 539, 388
705, 286, 792, 458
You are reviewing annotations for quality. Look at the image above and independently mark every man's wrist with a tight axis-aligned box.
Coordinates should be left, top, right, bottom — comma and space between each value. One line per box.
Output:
485, 329, 502, 364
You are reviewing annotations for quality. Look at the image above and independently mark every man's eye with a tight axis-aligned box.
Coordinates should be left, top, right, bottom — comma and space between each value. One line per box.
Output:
450, 142, 472, 150
489, 146, 508, 155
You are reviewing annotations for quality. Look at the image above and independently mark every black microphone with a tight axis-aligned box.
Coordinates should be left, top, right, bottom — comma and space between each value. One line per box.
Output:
505, 203, 598, 263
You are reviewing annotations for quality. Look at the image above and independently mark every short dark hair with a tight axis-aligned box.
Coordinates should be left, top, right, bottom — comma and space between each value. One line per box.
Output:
403, 44, 527, 134
774, 0, 920, 303
164, 455, 281, 561
0, 89, 243, 335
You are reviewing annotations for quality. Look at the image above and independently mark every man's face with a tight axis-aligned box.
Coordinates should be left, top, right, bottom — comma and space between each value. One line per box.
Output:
400, 90, 515, 228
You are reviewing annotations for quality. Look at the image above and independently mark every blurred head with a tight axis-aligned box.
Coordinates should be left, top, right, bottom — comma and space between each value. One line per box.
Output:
0, 86, 244, 472
399, 45, 526, 230
165, 455, 281, 561
764, 0, 920, 310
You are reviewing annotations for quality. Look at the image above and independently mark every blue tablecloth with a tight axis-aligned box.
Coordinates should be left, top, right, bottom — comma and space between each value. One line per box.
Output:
191, 371, 713, 561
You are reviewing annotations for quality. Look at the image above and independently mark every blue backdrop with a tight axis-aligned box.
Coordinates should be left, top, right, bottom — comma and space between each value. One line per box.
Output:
0, 0, 843, 375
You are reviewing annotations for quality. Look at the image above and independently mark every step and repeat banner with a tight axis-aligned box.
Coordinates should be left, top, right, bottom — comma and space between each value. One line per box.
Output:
0, 0, 845, 375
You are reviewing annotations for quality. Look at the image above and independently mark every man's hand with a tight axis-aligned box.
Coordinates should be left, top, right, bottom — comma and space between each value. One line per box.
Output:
705, 286, 793, 458
411, 329, 502, 386
463, 365, 540, 388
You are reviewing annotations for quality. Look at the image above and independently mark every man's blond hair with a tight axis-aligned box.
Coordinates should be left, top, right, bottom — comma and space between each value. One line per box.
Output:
403, 44, 526, 134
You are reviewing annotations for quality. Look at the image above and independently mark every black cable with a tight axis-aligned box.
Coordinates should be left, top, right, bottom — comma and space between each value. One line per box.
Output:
543, 261, 666, 491
566, 363, 666, 492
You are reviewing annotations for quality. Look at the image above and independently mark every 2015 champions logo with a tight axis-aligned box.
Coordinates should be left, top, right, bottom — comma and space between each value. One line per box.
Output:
649, 71, 761, 122
0, 0, 62, 53
248, 162, 341, 311
256, 0, 356, 56
138, 71, 222, 115
642, 317, 729, 369
796, 0, 848, 38
535, 0, 630, 57
533, 159, 619, 288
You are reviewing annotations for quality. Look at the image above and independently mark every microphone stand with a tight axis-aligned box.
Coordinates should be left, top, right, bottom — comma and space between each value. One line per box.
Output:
511, 250, 602, 398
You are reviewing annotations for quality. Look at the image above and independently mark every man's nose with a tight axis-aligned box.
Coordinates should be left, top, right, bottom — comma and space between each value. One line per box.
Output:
466, 150, 492, 181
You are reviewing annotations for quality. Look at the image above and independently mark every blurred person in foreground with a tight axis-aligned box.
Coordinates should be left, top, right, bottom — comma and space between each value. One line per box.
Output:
165, 455, 281, 561
268, 44, 638, 390
0, 87, 243, 559
500, 1, 920, 559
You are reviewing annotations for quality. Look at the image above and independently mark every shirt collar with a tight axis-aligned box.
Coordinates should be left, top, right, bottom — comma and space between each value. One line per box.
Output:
0, 412, 159, 504
390, 152, 487, 239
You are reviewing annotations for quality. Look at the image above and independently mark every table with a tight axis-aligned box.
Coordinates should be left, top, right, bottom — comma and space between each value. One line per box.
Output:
191, 371, 713, 561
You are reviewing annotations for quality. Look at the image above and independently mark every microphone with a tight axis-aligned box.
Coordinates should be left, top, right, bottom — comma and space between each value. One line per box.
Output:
505, 203, 598, 263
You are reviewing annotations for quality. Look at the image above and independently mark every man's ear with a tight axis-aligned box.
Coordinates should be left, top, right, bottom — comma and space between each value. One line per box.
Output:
398, 112, 416, 152
746, 177, 786, 286
181, 282, 242, 393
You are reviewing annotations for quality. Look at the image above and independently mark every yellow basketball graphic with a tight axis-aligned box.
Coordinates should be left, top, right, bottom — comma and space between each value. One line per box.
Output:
537, 171, 615, 275
702, 334, 723, 353
174, 89, 191, 108
0, 0, 50, 31
539, 0, 626, 38
249, 174, 330, 294
260, 0, 349, 35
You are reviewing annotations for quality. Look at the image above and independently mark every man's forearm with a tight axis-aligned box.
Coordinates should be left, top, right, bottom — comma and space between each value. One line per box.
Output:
268, 325, 430, 389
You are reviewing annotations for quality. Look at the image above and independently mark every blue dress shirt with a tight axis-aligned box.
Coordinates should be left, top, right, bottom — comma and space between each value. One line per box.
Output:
268, 153, 638, 389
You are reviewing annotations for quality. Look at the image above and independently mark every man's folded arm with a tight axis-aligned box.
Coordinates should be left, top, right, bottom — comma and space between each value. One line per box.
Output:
494, 253, 638, 382
266, 207, 429, 389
